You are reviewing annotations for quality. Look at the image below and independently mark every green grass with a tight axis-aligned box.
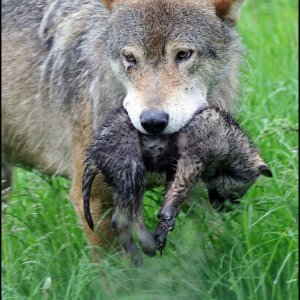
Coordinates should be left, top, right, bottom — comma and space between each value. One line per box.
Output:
2, 1, 298, 299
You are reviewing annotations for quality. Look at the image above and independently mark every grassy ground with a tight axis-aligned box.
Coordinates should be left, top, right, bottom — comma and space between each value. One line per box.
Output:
2, 1, 298, 299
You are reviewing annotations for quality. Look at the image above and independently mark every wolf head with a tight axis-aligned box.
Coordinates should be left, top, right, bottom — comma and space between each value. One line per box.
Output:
102, 0, 244, 135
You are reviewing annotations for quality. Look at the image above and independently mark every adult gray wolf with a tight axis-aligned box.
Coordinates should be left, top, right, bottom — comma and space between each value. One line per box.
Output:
2, 0, 245, 259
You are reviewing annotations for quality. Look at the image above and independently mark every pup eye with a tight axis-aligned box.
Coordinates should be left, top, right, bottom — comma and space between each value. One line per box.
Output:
176, 50, 193, 62
124, 54, 137, 64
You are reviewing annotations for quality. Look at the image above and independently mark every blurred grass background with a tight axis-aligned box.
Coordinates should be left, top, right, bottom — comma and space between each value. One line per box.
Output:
2, 0, 298, 299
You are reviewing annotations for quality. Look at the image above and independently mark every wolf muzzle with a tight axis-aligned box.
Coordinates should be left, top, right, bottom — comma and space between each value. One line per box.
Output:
140, 110, 169, 135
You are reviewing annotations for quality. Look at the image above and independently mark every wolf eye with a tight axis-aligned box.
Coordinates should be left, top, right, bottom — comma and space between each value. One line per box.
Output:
124, 54, 137, 65
176, 50, 193, 62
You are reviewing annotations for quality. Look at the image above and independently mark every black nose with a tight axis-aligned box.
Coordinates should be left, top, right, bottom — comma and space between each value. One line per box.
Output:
140, 110, 169, 134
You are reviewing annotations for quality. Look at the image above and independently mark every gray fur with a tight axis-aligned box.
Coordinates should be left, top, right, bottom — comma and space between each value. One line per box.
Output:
83, 107, 272, 257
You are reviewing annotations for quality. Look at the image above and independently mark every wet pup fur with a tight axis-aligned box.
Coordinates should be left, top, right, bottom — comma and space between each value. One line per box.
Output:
83, 107, 272, 262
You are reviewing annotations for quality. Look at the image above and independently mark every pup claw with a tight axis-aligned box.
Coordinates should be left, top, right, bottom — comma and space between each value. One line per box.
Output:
160, 212, 176, 232
162, 214, 171, 220
157, 212, 161, 219
154, 222, 168, 252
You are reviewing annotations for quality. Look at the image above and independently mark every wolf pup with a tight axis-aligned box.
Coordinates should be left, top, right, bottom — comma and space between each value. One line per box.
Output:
83, 107, 272, 262
3, 0, 245, 257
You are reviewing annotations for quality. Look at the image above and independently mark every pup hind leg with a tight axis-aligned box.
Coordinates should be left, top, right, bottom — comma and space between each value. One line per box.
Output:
111, 208, 143, 266
113, 193, 156, 259
133, 206, 156, 257
70, 146, 117, 261
110, 157, 156, 258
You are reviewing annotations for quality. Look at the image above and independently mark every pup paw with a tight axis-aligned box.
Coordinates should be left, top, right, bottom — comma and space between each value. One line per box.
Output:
125, 242, 144, 266
157, 205, 176, 231
137, 230, 157, 257
120, 232, 144, 266
153, 221, 169, 254
135, 222, 156, 257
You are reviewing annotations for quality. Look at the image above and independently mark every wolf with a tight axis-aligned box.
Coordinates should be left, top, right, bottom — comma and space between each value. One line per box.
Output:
2, 0, 245, 257
82, 107, 272, 263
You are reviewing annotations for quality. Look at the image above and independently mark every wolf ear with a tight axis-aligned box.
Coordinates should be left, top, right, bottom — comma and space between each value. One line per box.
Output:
258, 164, 273, 178
102, 0, 117, 11
213, 0, 245, 25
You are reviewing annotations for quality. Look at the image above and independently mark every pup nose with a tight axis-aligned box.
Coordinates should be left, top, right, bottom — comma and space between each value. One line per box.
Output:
140, 110, 169, 134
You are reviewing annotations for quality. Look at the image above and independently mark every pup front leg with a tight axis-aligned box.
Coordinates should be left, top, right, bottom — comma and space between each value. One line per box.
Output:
160, 158, 203, 228
154, 157, 203, 252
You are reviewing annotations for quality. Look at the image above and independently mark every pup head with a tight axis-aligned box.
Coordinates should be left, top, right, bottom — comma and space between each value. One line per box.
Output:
102, 0, 244, 135
207, 156, 272, 209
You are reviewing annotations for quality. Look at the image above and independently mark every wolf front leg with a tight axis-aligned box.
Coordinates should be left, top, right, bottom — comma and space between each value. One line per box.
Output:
154, 157, 203, 252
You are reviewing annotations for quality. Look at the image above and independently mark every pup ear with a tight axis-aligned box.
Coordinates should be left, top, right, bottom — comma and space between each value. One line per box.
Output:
102, 0, 117, 11
258, 163, 273, 178
213, 0, 245, 25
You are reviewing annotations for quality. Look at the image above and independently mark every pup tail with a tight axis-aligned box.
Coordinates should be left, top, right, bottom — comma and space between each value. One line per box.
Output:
82, 165, 97, 231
